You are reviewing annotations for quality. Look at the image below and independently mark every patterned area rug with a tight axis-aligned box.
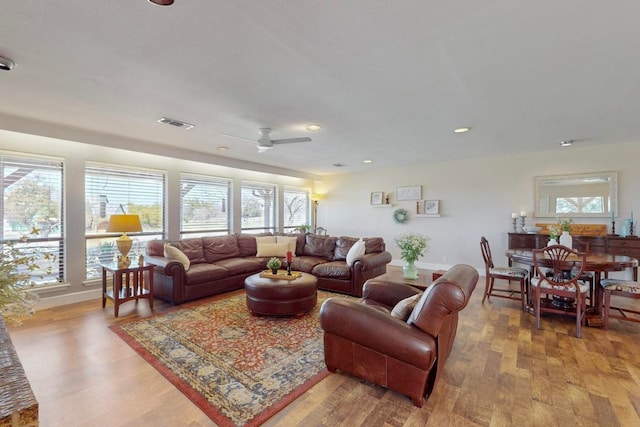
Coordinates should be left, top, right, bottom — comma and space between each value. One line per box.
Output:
111, 290, 355, 426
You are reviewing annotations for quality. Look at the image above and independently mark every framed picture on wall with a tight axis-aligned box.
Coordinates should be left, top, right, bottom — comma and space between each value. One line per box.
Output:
370, 191, 384, 205
424, 199, 440, 215
396, 185, 421, 201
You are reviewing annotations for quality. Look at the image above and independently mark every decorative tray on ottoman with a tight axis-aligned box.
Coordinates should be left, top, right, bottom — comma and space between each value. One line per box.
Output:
259, 270, 303, 280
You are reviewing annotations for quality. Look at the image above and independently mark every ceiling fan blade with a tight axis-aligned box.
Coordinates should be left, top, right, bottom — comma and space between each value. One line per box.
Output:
220, 133, 257, 143
271, 137, 312, 145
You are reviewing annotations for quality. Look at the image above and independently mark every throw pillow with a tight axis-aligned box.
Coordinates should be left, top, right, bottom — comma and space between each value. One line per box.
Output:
390, 293, 422, 321
164, 243, 190, 271
276, 235, 298, 256
255, 235, 277, 244
346, 238, 366, 266
256, 242, 289, 257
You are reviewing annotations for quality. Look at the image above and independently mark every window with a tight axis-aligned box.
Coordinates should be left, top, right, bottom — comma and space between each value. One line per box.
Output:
283, 187, 309, 232
180, 173, 231, 237
1, 153, 64, 286
85, 163, 165, 280
241, 182, 276, 233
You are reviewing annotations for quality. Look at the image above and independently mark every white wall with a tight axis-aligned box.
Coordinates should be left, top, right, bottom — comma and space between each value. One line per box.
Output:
0, 129, 313, 308
316, 141, 640, 274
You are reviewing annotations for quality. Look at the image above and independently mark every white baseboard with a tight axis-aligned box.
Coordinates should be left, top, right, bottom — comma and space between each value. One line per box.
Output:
35, 288, 102, 310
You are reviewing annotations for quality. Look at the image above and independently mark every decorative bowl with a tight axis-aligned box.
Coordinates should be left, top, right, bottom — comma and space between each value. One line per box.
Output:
523, 226, 541, 234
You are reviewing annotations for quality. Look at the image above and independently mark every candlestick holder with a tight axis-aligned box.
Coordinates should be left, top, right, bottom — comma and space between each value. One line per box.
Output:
631, 221, 635, 237
286, 261, 292, 276
512, 217, 518, 232
610, 220, 617, 236
520, 216, 526, 232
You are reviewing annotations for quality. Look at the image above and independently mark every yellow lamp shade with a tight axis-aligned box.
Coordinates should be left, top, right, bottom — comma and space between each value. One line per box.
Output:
106, 214, 142, 260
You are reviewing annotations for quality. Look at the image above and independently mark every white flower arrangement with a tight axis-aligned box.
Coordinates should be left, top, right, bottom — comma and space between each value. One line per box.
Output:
394, 232, 430, 263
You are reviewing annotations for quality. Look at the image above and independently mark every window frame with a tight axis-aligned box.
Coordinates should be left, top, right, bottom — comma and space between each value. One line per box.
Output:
180, 173, 231, 238
240, 181, 277, 234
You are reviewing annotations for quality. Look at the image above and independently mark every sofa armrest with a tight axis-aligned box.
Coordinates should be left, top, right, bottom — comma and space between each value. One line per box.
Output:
145, 255, 185, 276
320, 298, 436, 370
352, 251, 392, 271
362, 280, 421, 308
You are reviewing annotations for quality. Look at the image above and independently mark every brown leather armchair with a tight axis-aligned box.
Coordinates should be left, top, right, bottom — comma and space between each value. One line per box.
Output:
319, 264, 478, 407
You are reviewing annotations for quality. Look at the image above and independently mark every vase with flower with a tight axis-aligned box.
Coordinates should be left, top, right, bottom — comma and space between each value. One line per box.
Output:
394, 232, 430, 279
547, 225, 560, 246
558, 218, 573, 248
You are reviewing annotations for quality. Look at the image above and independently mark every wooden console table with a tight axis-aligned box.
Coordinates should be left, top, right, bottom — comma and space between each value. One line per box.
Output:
101, 262, 155, 317
508, 233, 640, 259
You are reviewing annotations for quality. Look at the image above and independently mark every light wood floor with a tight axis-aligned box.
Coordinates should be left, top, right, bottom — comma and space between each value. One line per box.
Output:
7, 269, 640, 426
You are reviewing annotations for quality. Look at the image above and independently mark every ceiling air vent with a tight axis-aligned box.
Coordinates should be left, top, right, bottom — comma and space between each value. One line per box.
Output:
157, 117, 194, 130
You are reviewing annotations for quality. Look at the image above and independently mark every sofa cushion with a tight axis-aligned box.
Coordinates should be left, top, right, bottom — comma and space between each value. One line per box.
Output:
364, 237, 385, 254
311, 261, 352, 280
174, 238, 206, 264
202, 235, 240, 263
147, 240, 166, 257
256, 242, 289, 257
276, 235, 298, 255
334, 236, 358, 261
303, 234, 337, 259
390, 293, 422, 321
256, 235, 277, 244
184, 263, 229, 285
214, 258, 262, 276
346, 239, 366, 266
290, 256, 328, 273
164, 243, 190, 270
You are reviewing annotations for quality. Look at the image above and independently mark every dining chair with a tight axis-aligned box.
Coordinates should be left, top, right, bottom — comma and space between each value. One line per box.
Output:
598, 278, 640, 329
532, 245, 588, 338
480, 236, 529, 311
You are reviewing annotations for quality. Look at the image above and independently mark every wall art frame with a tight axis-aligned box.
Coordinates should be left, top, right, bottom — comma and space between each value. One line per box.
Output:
396, 185, 422, 201
370, 191, 384, 205
424, 199, 440, 215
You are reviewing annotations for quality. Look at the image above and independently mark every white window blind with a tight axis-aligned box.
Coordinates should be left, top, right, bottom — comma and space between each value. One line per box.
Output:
180, 173, 231, 237
241, 181, 276, 233
85, 163, 165, 279
283, 187, 309, 231
1, 153, 64, 286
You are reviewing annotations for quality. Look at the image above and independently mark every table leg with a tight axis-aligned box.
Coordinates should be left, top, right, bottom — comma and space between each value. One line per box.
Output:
102, 267, 107, 308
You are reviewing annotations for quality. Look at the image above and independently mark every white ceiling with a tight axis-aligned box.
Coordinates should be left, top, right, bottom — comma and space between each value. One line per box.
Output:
1, 1, 640, 177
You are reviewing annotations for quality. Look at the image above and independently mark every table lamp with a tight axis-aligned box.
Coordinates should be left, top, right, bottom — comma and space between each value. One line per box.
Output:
106, 214, 142, 266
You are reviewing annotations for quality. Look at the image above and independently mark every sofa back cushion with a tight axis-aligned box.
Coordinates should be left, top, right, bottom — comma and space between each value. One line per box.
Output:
236, 232, 273, 257
303, 234, 337, 259
202, 235, 240, 263
334, 236, 358, 260
364, 237, 385, 253
173, 238, 206, 264
147, 240, 166, 257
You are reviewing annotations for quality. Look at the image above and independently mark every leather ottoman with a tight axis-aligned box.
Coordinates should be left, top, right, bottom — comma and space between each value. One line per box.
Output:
245, 272, 318, 316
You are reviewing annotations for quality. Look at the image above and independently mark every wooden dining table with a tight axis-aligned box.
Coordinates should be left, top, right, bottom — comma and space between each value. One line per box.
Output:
506, 249, 638, 314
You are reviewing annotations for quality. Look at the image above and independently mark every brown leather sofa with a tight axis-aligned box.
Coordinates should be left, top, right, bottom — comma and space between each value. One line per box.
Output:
145, 233, 392, 305
319, 264, 478, 407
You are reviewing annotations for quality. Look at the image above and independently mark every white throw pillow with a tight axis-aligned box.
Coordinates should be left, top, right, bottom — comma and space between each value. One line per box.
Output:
276, 236, 298, 256
346, 238, 366, 266
164, 243, 190, 271
256, 242, 290, 257
390, 293, 422, 321
255, 235, 277, 244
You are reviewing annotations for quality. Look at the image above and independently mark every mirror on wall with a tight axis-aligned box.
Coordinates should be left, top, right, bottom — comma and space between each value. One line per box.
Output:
533, 171, 617, 218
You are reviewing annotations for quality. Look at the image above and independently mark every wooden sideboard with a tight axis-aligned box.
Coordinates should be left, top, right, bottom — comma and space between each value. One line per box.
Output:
508, 233, 640, 258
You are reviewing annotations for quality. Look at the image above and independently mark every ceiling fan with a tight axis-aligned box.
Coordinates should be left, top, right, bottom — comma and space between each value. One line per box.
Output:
222, 128, 312, 152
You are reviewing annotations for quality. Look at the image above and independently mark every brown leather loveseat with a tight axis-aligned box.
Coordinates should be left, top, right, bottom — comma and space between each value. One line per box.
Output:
319, 264, 478, 407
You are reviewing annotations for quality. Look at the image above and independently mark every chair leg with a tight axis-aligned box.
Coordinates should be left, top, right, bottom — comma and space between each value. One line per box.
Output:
519, 278, 526, 312
482, 276, 490, 303
534, 287, 541, 329
575, 296, 582, 338
483, 276, 495, 303
603, 289, 611, 330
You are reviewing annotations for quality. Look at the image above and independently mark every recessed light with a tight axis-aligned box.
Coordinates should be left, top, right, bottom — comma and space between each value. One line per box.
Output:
453, 127, 470, 133
559, 140, 573, 147
306, 124, 322, 131
217, 146, 229, 152
148, 0, 174, 5
0, 56, 15, 71
363, 160, 373, 164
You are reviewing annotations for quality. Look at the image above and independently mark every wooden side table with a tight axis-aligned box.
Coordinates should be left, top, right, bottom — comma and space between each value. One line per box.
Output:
101, 262, 155, 317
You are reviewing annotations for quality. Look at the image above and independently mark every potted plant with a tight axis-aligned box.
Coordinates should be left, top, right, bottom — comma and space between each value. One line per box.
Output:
266, 257, 282, 274
394, 232, 430, 279
1, 231, 53, 324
